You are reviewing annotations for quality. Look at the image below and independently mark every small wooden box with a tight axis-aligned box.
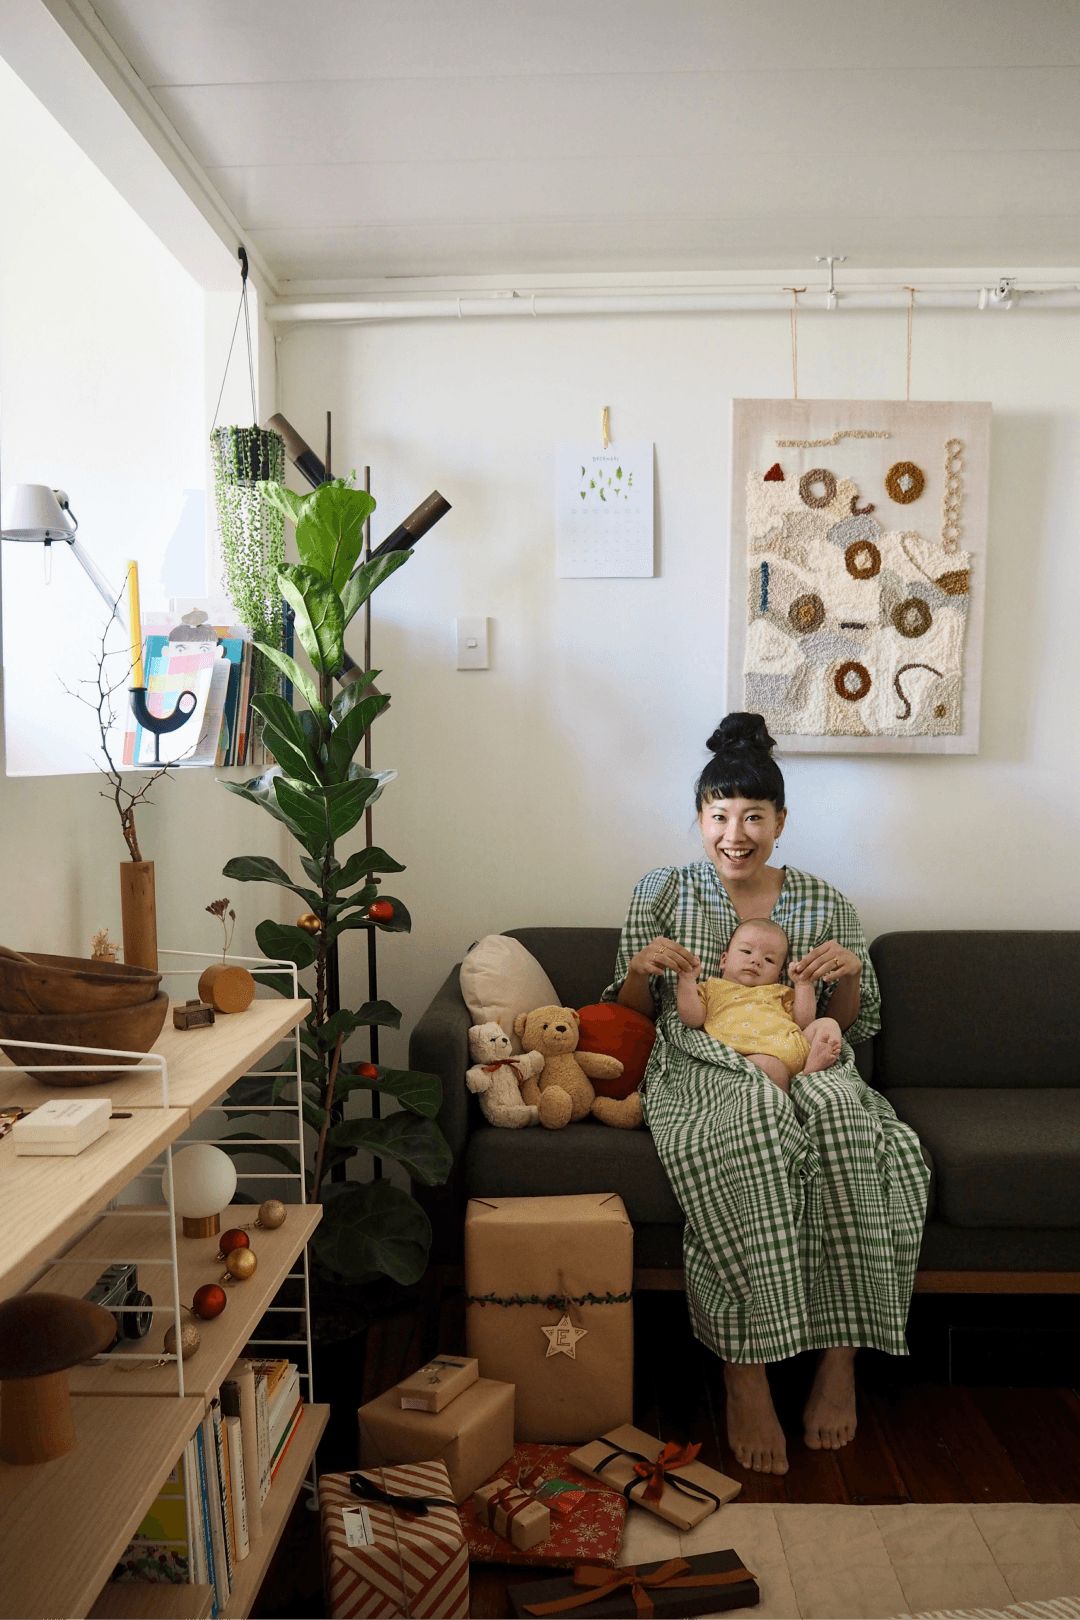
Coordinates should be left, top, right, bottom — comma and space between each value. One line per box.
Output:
173, 1000, 215, 1030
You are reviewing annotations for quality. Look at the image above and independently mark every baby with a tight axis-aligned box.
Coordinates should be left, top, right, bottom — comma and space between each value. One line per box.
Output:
676, 918, 842, 1093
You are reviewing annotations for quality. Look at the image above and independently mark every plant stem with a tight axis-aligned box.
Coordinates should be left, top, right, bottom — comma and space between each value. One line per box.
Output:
311, 1032, 344, 1203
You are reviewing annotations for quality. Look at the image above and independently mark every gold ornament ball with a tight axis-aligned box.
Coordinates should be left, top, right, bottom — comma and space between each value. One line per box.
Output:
226, 1247, 258, 1281
296, 912, 322, 935
164, 1323, 202, 1361
257, 1198, 287, 1230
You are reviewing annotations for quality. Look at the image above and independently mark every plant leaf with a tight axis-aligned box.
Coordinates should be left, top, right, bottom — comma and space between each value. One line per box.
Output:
330, 672, 380, 726
272, 778, 332, 858
301, 853, 338, 888
254, 641, 329, 729
259, 482, 307, 529
337, 1063, 440, 1117
222, 854, 321, 908
326, 692, 390, 783
341, 550, 411, 628
328, 1112, 451, 1186
293, 483, 375, 591
371, 896, 412, 934
255, 918, 319, 970
220, 768, 295, 832
311, 1180, 430, 1284
251, 693, 323, 785
278, 564, 346, 677
329, 848, 406, 893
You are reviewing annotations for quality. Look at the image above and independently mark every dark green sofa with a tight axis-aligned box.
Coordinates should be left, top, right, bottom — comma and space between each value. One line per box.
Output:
411, 928, 1080, 1285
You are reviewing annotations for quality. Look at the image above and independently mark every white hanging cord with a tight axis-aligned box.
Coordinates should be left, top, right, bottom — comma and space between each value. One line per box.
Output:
784, 288, 806, 399
905, 286, 917, 402
211, 245, 259, 430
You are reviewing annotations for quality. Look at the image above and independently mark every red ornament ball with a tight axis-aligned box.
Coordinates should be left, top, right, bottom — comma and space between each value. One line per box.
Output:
356, 1062, 378, 1079
367, 900, 394, 922
191, 1284, 227, 1320
218, 1228, 250, 1258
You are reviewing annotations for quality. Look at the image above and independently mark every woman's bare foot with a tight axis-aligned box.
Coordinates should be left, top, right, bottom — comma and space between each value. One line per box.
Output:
803, 1347, 858, 1449
802, 1018, 843, 1075
723, 1362, 789, 1473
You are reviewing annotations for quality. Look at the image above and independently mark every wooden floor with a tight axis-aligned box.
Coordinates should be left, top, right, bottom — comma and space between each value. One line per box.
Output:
252, 1284, 1080, 1618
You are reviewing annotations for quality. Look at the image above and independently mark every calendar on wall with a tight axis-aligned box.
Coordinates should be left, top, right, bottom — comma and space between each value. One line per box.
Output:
555, 442, 654, 577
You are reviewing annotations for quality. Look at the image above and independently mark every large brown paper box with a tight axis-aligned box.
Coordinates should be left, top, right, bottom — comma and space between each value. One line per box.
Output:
358, 1376, 514, 1504
567, 1424, 741, 1530
465, 1194, 633, 1443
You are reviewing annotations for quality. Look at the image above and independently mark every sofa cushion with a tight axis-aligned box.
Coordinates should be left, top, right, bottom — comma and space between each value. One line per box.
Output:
886, 1089, 1080, 1228
464, 1119, 685, 1227
504, 929, 622, 1012
872, 931, 1080, 1088
460, 934, 559, 1053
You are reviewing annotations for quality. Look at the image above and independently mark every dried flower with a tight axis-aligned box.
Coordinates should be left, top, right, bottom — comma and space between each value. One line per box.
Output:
206, 899, 237, 963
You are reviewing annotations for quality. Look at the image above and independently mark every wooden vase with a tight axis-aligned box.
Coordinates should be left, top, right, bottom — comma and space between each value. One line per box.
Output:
120, 861, 158, 971
0, 1371, 77, 1465
198, 963, 255, 1014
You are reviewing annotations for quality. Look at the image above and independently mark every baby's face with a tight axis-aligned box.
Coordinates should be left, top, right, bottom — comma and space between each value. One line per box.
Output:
720, 925, 786, 987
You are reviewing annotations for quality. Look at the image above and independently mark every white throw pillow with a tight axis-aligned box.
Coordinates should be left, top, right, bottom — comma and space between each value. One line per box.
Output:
459, 935, 559, 1054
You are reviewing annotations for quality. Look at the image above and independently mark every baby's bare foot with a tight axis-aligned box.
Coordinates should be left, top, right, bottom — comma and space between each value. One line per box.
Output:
724, 1363, 789, 1474
803, 1020, 843, 1075
803, 1348, 858, 1450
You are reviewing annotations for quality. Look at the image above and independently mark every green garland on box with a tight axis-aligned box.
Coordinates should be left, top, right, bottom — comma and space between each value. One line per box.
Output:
464, 1290, 633, 1308
211, 425, 286, 708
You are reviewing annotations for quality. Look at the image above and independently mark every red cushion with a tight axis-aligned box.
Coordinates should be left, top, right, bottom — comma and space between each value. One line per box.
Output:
574, 1003, 656, 1099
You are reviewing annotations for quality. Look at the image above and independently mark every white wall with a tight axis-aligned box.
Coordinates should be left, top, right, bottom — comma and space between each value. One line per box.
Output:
277, 303, 1080, 1065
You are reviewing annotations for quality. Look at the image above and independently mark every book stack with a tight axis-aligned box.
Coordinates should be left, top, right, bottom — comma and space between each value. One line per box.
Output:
123, 616, 273, 771
111, 1356, 306, 1614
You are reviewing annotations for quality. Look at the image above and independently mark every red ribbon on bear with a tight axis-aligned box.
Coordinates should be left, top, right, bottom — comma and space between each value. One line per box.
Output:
481, 1059, 528, 1089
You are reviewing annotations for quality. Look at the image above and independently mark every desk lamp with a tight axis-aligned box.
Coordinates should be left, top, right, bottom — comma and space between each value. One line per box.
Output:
0, 484, 122, 620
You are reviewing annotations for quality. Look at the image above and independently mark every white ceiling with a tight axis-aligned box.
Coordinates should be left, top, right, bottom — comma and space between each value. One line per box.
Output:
87, 0, 1080, 286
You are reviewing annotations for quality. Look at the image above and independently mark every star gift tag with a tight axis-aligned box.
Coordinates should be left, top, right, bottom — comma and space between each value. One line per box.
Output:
541, 1313, 588, 1359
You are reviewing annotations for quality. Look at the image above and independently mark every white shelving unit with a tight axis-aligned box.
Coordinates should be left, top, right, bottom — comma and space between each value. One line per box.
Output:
0, 984, 327, 1620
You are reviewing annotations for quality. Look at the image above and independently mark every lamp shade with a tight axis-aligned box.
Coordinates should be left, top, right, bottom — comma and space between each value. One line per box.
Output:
0, 484, 75, 541
171, 1144, 237, 1237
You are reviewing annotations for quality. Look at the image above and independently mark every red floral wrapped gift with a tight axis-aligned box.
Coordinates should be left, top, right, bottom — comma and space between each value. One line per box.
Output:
460, 1443, 626, 1569
320, 1463, 469, 1618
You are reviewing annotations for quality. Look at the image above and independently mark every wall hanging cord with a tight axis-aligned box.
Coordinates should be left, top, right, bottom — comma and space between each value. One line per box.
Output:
905, 286, 917, 402
784, 288, 806, 399
212, 245, 259, 431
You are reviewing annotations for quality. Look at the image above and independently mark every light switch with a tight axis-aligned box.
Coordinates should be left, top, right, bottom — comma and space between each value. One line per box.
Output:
456, 616, 490, 669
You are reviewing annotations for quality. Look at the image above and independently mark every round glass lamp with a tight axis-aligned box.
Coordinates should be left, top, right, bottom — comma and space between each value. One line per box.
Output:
171, 1144, 237, 1238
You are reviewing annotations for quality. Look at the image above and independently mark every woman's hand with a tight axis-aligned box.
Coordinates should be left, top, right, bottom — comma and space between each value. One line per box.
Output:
628, 937, 701, 979
789, 940, 861, 984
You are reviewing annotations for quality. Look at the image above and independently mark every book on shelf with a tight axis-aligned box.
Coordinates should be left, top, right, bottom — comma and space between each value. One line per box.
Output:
112, 1442, 196, 1587
126, 613, 274, 770
270, 1401, 305, 1483
211, 1398, 236, 1587
194, 1424, 220, 1617
225, 1412, 251, 1560
200, 1409, 231, 1611
247, 1355, 291, 1407
268, 1365, 301, 1453
221, 1358, 263, 1542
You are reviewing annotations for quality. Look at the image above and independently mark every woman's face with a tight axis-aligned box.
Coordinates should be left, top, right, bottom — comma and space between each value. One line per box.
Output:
698, 796, 787, 883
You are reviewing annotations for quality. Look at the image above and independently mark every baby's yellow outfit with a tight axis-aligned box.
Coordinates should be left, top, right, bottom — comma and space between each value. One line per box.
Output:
697, 979, 810, 1077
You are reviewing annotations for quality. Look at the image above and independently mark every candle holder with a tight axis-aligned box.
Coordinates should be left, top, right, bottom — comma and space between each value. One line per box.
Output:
128, 686, 197, 764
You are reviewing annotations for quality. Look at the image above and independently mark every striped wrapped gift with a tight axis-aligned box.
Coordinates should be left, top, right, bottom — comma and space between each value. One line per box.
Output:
320, 1464, 470, 1618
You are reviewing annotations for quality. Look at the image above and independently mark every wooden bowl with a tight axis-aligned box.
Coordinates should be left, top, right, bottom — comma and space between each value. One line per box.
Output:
0, 992, 170, 1082
0, 953, 162, 1016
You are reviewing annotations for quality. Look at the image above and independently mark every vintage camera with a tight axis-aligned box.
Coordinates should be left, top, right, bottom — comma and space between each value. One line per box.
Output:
84, 1261, 153, 1352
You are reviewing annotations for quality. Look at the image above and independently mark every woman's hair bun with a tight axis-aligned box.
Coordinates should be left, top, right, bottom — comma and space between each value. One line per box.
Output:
706, 712, 777, 756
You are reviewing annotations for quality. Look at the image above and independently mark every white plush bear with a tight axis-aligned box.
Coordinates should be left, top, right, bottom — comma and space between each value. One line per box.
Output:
465, 1022, 545, 1129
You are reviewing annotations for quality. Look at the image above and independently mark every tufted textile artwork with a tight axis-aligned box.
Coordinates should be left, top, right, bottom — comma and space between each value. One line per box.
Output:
729, 400, 990, 753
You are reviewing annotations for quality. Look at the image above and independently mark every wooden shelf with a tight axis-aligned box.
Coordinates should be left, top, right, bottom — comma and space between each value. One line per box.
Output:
0, 997, 310, 1119
89, 1581, 215, 1618
0, 1108, 190, 1302
32, 1202, 322, 1402
0, 1394, 203, 1620
221, 1403, 329, 1620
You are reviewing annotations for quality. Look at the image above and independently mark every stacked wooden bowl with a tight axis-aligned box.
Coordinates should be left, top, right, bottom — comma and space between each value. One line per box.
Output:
0, 948, 168, 1083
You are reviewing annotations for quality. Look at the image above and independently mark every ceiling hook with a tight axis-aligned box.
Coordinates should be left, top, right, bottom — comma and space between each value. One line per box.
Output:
815, 254, 847, 309
238, 244, 249, 284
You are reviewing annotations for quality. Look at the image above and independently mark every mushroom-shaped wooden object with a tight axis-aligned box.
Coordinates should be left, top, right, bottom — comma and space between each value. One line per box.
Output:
0, 1293, 117, 1464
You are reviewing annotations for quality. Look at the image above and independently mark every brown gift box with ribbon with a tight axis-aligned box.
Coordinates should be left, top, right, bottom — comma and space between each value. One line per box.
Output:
359, 1375, 515, 1504
473, 1478, 551, 1552
465, 1194, 633, 1444
508, 1550, 759, 1618
396, 1355, 479, 1414
566, 1425, 741, 1530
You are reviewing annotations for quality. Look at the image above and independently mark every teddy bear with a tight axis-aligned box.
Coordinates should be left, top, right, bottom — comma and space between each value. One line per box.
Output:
513, 1005, 643, 1130
465, 1022, 545, 1128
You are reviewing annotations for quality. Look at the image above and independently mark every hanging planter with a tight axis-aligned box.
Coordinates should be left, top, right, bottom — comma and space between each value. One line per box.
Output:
211, 423, 286, 707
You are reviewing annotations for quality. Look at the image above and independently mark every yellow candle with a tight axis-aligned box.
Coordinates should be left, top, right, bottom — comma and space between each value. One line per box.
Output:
127, 559, 144, 687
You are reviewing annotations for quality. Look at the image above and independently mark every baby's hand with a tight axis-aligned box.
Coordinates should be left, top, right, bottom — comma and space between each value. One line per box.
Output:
787, 959, 808, 984
676, 958, 702, 982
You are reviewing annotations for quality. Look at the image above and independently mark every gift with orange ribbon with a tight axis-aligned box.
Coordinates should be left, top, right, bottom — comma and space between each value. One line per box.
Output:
567, 1424, 741, 1530
508, 1550, 759, 1619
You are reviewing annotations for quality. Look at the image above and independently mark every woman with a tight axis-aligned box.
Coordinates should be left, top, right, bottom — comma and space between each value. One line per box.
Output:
604, 712, 929, 1475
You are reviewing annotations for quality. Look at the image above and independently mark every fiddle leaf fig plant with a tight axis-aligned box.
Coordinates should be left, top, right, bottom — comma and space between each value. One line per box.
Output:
217, 478, 449, 1286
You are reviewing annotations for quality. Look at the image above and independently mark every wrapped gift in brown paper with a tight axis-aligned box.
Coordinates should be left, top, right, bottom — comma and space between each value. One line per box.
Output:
396, 1355, 478, 1413
465, 1194, 633, 1444
473, 1479, 551, 1552
567, 1425, 741, 1530
359, 1375, 514, 1503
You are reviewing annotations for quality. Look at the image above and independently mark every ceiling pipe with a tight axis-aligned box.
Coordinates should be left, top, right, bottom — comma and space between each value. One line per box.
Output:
266, 286, 1080, 325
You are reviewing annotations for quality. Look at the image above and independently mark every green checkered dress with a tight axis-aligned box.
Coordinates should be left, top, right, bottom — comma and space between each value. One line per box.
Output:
603, 863, 930, 1364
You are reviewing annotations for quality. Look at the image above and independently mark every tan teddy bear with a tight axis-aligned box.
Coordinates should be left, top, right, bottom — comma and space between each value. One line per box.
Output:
513, 1005, 643, 1131
465, 1022, 544, 1129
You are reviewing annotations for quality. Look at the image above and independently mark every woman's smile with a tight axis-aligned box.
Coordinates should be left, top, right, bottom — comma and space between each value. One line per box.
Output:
699, 796, 786, 886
